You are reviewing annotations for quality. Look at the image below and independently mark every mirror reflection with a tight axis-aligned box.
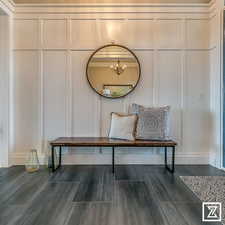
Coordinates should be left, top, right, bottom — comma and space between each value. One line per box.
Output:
87, 45, 141, 98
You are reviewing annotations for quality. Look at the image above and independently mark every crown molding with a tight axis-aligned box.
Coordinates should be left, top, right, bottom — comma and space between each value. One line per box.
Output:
0, 0, 213, 15
14, 2, 213, 7
0, 0, 216, 16
13, 2, 215, 15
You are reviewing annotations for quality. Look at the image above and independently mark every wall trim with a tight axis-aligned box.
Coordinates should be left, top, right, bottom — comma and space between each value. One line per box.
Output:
13, 2, 214, 15
10, 152, 210, 165
219, 6, 224, 169
14, 2, 212, 8
12, 48, 214, 51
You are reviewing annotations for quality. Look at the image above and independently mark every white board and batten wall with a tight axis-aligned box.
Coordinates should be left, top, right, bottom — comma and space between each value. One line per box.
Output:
11, 1, 219, 165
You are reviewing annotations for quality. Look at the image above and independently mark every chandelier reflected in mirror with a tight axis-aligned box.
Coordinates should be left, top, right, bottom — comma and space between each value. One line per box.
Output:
110, 58, 127, 75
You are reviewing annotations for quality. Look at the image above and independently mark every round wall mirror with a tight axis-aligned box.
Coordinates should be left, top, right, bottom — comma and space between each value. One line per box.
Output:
86, 44, 141, 99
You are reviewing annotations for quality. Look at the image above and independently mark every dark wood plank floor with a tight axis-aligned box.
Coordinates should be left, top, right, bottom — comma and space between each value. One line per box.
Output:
0, 165, 224, 225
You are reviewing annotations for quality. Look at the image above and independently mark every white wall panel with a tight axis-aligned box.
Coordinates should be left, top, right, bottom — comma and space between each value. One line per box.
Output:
157, 51, 182, 147
126, 51, 154, 107
14, 19, 39, 49
43, 51, 67, 140
183, 51, 210, 153
98, 20, 126, 46
14, 51, 39, 153
72, 51, 100, 136
71, 20, 99, 49
43, 19, 67, 49
187, 19, 209, 49
12, 11, 212, 165
156, 20, 183, 49
126, 20, 154, 49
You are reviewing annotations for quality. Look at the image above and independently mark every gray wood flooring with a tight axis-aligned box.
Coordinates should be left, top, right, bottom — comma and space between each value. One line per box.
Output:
0, 165, 224, 225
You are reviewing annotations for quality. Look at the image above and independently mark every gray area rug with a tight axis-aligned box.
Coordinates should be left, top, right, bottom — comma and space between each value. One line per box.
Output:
180, 176, 225, 224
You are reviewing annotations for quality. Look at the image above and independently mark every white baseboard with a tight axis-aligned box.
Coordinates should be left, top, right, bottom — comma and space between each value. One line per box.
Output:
10, 152, 209, 165
0, 162, 10, 168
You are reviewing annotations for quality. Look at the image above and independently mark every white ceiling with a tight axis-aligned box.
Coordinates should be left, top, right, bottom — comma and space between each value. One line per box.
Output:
13, 0, 211, 4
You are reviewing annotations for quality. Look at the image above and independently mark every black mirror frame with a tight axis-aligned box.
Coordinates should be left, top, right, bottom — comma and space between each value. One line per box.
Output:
86, 44, 141, 99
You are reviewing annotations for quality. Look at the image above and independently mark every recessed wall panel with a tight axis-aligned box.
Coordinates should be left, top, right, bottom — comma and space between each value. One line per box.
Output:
43, 51, 67, 140
14, 51, 39, 152
14, 19, 39, 49
43, 19, 67, 49
156, 20, 183, 49
72, 51, 100, 136
126, 20, 154, 49
71, 20, 99, 49
98, 20, 126, 46
187, 20, 209, 49
126, 51, 153, 107
157, 51, 182, 147
184, 51, 210, 153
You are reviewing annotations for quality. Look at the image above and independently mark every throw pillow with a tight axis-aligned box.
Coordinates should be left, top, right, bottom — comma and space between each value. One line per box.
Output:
109, 113, 137, 141
129, 104, 171, 140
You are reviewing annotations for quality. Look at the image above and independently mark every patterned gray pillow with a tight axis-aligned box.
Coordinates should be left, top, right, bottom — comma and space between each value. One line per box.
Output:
129, 104, 171, 140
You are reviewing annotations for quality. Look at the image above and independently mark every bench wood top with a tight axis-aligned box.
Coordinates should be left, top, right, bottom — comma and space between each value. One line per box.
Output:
50, 137, 177, 147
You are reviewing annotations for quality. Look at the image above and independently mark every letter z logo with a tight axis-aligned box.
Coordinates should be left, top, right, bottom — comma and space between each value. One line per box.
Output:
202, 202, 222, 222
207, 206, 219, 218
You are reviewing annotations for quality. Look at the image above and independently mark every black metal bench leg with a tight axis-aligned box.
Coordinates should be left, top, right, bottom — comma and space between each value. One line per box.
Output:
112, 146, 115, 174
51, 146, 62, 173
51, 145, 55, 172
59, 146, 62, 168
172, 146, 175, 173
164, 146, 167, 166
165, 146, 175, 173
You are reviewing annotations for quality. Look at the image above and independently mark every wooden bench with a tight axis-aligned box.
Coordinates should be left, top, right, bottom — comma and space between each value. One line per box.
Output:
50, 137, 177, 174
